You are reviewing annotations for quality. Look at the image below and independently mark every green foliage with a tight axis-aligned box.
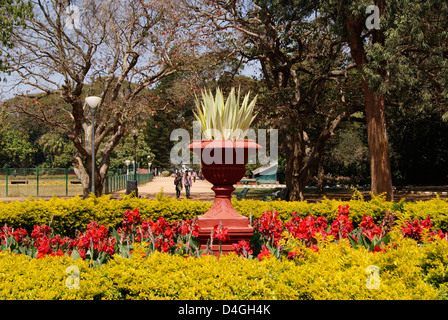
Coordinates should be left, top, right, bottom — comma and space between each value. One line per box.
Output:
1, 193, 448, 238
194, 87, 257, 140
420, 239, 448, 298
36, 132, 75, 168
1, 128, 38, 168
387, 105, 448, 185
108, 128, 153, 171
348, 231, 391, 252
0, 0, 33, 71
322, 120, 370, 185
0, 194, 211, 237
0, 238, 445, 299
144, 113, 175, 169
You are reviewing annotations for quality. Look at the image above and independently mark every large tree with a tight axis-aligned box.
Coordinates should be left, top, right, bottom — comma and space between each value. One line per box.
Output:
192, 0, 363, 200
319, 0, 448, 200
0, 0, 33, 72
5, 0, 222, 197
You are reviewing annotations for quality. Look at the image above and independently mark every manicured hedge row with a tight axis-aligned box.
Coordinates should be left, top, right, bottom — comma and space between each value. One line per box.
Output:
1, 238, 447, 300
0, 194, 210, 236
1, 192, 448, 236
234, 193, 448, 231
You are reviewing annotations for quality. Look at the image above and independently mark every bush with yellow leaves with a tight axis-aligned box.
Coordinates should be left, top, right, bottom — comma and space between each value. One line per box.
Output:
0, 193, 210, 236
0, 234, 446, 300
0, 191, 448, 236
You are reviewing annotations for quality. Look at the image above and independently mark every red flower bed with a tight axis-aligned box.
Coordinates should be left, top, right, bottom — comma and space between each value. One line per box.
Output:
1, 205, 447, 263
249, 205, 448, 259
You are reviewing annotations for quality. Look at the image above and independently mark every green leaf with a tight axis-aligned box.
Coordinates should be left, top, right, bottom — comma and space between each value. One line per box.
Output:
194, 86, 257, 140
28, 247, 37, 259
364, 235, 372, 248
348, 234, 358, 249
382, 234, 391, 245
70, 248, 82, 260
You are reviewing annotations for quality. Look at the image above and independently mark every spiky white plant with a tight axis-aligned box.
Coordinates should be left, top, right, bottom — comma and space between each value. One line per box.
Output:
193, 87, 257, 140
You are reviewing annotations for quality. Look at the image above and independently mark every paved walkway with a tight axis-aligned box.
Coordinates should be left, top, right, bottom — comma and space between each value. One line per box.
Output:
112, 177, 216, 201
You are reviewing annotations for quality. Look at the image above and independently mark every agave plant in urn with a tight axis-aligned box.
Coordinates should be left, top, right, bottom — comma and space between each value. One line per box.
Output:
189, 87, 261, 255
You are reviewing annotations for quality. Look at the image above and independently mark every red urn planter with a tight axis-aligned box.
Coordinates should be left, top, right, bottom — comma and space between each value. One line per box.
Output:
188, 139, 261, 256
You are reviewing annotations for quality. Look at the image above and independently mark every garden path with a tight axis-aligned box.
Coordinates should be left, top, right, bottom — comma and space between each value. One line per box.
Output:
125, 176, 215, 201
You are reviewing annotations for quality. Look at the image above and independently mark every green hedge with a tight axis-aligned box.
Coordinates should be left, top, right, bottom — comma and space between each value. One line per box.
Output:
1, 238, 447, 299
0, 194, 210, 236
1, 192, 448, 236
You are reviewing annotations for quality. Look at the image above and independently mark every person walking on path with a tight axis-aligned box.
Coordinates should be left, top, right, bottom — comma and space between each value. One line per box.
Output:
183, 171, 192, 199
174, 173, 183, 199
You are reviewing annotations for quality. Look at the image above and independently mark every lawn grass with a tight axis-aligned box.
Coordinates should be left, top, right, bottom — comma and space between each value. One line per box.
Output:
0, 179, 83, 197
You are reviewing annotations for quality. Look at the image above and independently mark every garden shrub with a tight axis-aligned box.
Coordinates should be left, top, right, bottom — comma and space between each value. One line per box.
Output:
419, 239, 448, 299
0, 194, 211, 236
1, 200, 448, 300
235, 193, 448, 230
1, 192, 448, 237
0, 239, 443, 300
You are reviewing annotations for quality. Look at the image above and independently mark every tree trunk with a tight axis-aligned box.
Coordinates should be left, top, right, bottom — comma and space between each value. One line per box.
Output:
72, 154, 92, 198
346, 14, 394, 201
284, 111, 347, 201
317, 161, 324, 194
284, 132, 306, 201
72, 154, 107, 198
72, 125, 114, 199
284, 133, 328, 202
364, 85, 393, 200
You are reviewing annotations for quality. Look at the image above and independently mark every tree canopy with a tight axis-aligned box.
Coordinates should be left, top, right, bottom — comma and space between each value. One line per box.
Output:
1, 0, 448, 199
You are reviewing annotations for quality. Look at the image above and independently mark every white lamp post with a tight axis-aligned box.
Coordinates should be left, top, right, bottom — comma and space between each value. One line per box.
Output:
125, 160, 131, 179
85, 96, 102, 195
132, 160, 136, 179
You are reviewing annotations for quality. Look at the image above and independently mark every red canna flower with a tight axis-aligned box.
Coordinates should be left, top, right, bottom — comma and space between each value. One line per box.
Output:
12, 228, 28, 244
232, 240, 253, 258
254, 210, 283, 245
36, 237, 52, 259
330, 206, 353, 240
78, 249, 86, 259
285, 213, 328, 247
164, 226, 173, 238
287, 250, 300, 260
31, 225, 52, 239
212, 224, 230, 242
121, 208, 142, 233
372, 245, 384, 253
359, 215, 382, 241
401, 219, 425, 241
338, 205, 350, 215
257, 246, 272, 261
161, 242, 170, 253
436, 229, 448, 241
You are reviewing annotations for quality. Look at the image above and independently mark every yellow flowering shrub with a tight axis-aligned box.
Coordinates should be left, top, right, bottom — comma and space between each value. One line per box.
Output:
0, 192, 447, 236
235, 193, 448, 230
0, 194, 211, 236
0, 237, 445, 300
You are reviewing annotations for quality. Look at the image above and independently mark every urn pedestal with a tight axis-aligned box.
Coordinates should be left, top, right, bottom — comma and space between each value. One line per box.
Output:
188, 140, 261, 256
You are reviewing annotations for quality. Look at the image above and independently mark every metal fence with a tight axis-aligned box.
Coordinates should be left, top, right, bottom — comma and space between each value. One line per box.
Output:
0, 168, 153, 197
104, 173, 153, 194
